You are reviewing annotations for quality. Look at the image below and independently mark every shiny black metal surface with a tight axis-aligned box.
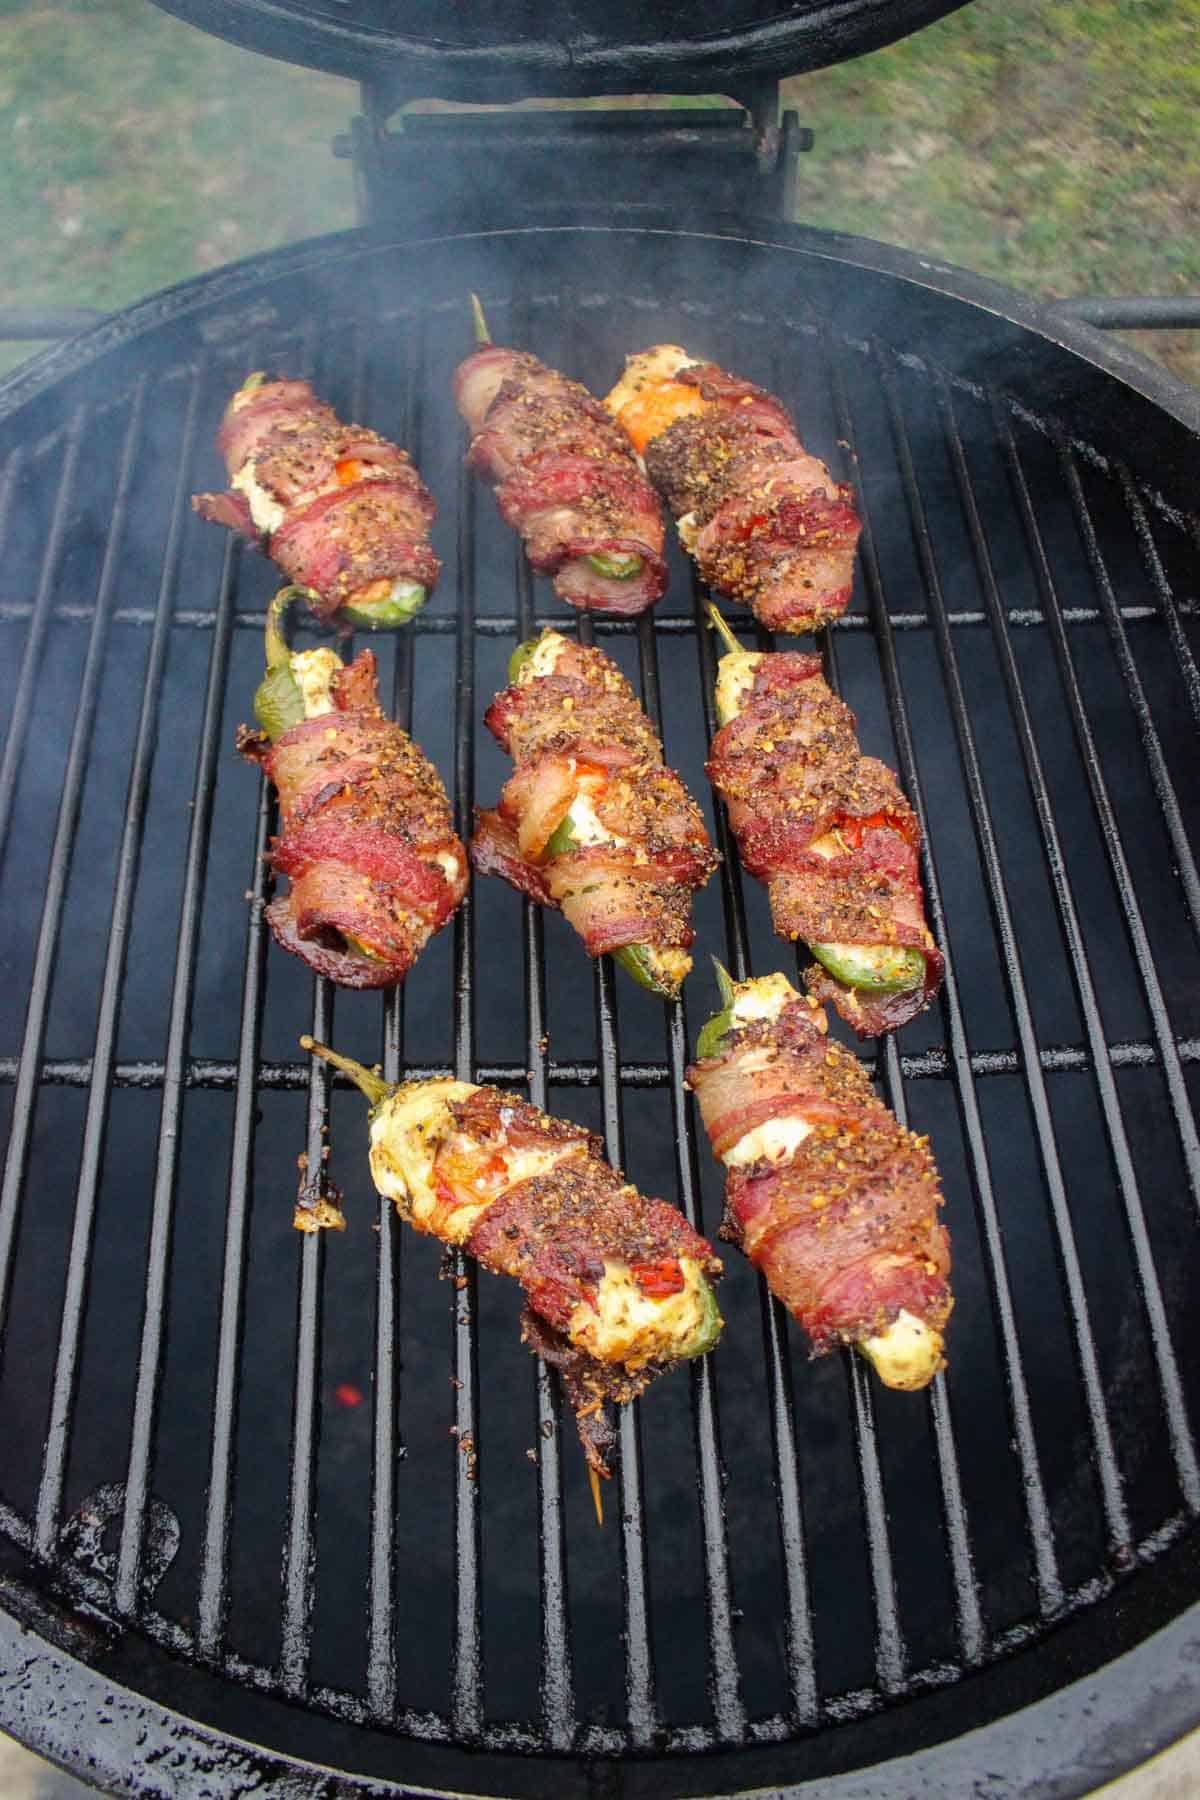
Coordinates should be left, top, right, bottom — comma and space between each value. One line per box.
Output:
0, 218, 1197, 1796
148, 0, 974, 104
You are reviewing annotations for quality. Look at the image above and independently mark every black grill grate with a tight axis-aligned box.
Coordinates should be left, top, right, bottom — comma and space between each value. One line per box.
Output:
0, 225, 1197, 1792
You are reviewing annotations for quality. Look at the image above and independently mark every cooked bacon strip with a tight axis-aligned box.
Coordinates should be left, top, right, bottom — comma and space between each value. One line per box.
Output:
471, 630, 717, 997
301, 1046, 723, 1480
238, 605, 466, 988
455, 333, 668, 616
706, 633, 943, 1037
193, 373, 440, 628
687, 971, 951, 1389
605, 346, 861, 634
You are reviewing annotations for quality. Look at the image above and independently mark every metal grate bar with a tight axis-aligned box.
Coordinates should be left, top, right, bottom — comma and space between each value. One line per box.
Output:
995, 406, 1200, 1216
575, 609, 658, 1749
4, 598, 1182, 636
0, 412, 85, 866
939, 379, 1200, 1511
367, 324, 417, 1725
840, 346, 1062, 1619
1119, 470, 1200, 733
16, 382, 146, 1552
635, 610, 745, 1742
692, 578, 818, 1728
450, 449, 483, 1742
513, 555, 576, 1751
817, 626, 906, 1696
197, 762, 274, 1658
881, 355, 1132, 1561
8, 1035, 1197, 1094
824, 347, 986, 1664
22, 373, 203, 1571
116, 508, 242, 1613
281, 983, 332, 1695
881, 1033, 985, 1666
1059, 443, 1200, 941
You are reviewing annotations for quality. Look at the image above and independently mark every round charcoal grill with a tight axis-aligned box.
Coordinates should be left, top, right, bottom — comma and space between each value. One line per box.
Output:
0, 214, 1198, 1796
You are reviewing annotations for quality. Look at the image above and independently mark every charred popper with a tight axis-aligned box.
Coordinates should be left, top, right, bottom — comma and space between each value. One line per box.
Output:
687, 968, 952, 1390
302, 1039, 724, 1499
454, 298, 669, 616
605, 347, 862, 635
193, 372, 440, 629
472, 628, 718, 999
705, 608, 943, 1038
239, 588, 467, 988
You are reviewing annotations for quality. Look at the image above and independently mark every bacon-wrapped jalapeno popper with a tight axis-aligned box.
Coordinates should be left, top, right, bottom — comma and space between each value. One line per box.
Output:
688, 969, 951, 1389
706, 612, 943, 1037
194, 373, 440, 629
238, 588, 467, 989
454, 300, 668, 617
605, 346, 861, 634
472, 629, 718, 999
303, 1041, 723, 1486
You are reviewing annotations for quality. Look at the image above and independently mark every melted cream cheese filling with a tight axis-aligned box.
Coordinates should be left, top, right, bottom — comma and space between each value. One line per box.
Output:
568, 1254, 709, 1367
714, 650, 764, 726
232, 462, 287, 536
860, 1309, 944, 1390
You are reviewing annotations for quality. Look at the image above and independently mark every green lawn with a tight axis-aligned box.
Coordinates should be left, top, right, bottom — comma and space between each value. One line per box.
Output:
2, 0, 1197, 384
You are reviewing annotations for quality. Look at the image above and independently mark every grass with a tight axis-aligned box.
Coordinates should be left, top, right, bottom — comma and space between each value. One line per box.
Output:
1, 0, 1197, 384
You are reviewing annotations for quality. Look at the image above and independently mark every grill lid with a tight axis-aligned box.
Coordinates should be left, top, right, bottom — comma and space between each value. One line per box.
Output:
148, 0, 975, 101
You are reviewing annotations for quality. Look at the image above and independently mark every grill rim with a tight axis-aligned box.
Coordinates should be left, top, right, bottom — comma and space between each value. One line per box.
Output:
1, 213, 1199, 1792
2, 1584, 1198, 1798
1, 213, 1198, 446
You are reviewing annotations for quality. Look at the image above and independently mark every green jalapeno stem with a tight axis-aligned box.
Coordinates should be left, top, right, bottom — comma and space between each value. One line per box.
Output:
707, 602, 741, 657
694, 958, 737, 1059
470, 292, 492, 348
301, 1036, 392, 1108
254, 586, 316, 741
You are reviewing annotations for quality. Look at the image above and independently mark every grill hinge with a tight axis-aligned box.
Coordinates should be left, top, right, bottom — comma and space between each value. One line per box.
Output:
335, 87, 813, 231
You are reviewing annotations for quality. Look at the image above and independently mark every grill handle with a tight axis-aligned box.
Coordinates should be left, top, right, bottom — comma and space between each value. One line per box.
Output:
0, 306, 107, 341
1051, 296, 1200, 329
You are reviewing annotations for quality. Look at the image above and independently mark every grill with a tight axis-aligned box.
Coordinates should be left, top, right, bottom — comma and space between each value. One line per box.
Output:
1, 197, 1199, 1796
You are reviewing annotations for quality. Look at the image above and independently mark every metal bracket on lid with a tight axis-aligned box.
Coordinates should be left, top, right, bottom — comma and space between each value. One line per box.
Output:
335, 82, 813, 230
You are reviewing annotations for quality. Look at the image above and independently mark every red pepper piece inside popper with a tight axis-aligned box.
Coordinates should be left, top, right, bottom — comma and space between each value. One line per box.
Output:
687, 967, 952, 1390
471, 628, 718, 999
192, 371, 439, 629
453, 297, 668, 617
704, 606, 943, 1038
301, 1039, 723, 1508
604, 346, 862, 635
237, 587, 467, 989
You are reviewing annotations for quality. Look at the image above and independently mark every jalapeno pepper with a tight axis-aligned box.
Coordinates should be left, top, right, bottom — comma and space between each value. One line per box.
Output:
809, 941, 926, 994
612, 943, 682, 999
584, 551, 643, 581
508, 636, 539, 684
253, 586, 310, 741
694, 960, 737, 1059
340, 578, 427, 632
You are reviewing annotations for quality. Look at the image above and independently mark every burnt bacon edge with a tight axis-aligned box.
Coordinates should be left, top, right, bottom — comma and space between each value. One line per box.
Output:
238, 596, 466, 989
469, 631, 718, 998
300, 1041, 724, 1509
606, 349, 863, 634
685, 974, 952, 1390
454, 299, 668, 617
705, 611, 944, 1039
192, 373, 441, 628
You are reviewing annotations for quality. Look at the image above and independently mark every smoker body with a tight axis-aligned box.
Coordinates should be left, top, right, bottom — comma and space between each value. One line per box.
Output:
0, 66, 1197, 1800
